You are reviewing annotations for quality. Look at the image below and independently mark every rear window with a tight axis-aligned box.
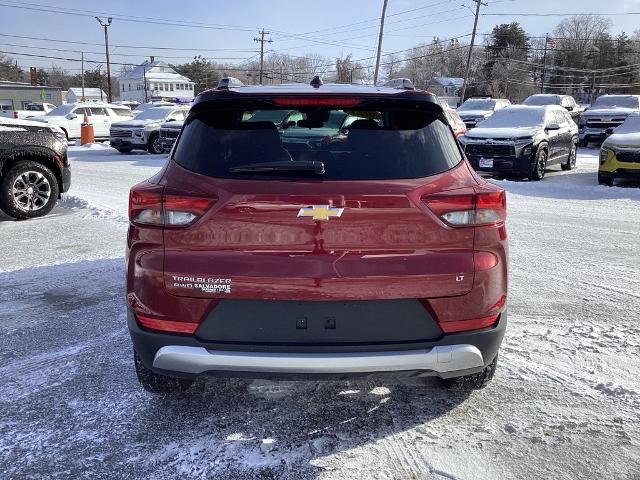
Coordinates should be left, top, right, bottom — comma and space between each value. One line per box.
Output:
173, 106, 461, 180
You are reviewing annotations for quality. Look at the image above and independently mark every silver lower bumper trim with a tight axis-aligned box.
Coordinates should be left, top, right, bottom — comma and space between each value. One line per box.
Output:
152, 345, 485, 376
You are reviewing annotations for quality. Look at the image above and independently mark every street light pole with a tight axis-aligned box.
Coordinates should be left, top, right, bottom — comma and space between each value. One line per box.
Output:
95, 16, 113, 103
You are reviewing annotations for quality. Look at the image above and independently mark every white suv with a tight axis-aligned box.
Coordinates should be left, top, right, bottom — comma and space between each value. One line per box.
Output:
30, 103, 133, 140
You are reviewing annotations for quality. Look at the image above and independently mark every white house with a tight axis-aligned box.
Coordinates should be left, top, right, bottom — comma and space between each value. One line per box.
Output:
118, 59, 195, 103
66, 87, 107, 103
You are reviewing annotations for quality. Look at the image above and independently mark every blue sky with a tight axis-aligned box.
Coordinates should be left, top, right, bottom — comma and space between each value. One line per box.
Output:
0, 0, 638, 74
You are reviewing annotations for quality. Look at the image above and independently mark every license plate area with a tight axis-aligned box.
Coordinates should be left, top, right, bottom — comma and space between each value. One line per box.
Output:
479, 158, 494, 168
195, 299, 441, 345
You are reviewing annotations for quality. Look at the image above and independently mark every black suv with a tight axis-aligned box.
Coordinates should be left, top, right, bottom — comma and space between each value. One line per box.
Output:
459, 105, 579, 180
0, 118, 70, 219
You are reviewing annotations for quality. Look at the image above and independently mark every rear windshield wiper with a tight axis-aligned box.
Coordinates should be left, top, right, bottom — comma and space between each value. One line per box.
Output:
229, 161, 325, 175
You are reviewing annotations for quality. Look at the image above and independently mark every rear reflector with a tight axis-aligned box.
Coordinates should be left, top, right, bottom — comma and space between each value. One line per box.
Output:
137, 314, 199, 334
272, 97, 363, 107
422, 185, 506, 227
438, 314, 499, 333
128, 183, 217, 227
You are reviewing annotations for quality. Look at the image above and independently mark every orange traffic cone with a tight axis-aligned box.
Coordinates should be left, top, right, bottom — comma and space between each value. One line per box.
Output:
80, 112, 94, 145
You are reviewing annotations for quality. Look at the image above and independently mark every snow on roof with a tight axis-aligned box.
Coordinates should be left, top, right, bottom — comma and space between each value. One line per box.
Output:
118, 60, 192, 83
431, 77, 464, 87
68, 88, 106, 97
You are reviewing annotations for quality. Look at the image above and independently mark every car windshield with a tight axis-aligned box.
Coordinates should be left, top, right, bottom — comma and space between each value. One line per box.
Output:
134, 107, 174, 120
458, 99, 495, 111
476, 107, 545, 128
46, 104, 75, 116
174, 106, 461, 180
614, 115, 640, 134
523, 95, 561, 106
593, 96, 639, 108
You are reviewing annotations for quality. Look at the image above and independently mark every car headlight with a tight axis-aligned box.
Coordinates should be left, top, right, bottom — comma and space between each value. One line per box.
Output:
133, 130, 144, 137
600, 147, 613, 165
521, 144, 533, 156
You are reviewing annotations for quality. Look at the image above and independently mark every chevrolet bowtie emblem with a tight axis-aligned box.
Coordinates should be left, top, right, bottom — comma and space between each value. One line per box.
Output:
297, 205, 344, 221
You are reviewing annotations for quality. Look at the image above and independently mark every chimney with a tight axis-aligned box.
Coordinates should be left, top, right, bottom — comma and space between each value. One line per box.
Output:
150, 56, 155, 63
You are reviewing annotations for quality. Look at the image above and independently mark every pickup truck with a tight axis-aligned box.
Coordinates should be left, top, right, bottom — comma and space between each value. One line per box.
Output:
0, 102, 57, 120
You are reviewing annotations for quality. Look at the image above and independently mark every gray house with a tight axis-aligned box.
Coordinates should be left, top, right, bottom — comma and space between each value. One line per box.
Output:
0, 81, 62, 112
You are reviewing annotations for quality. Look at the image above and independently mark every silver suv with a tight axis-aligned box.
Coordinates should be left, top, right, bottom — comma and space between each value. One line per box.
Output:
110, 106, 189, 154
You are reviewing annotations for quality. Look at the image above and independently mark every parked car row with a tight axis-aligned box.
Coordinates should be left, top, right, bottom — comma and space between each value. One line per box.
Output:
29, 103, 134, 139
453, 93, 640, 183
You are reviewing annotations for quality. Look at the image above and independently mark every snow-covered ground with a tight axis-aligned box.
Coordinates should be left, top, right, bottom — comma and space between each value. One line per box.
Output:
0, 145, 638, 479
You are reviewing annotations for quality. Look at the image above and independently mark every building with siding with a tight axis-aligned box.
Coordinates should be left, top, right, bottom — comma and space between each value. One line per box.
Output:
117, 59, 195, 103
0, 81, 62, 112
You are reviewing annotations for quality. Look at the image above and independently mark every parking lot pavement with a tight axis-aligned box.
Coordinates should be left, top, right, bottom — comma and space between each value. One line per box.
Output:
0, 146, 639, 479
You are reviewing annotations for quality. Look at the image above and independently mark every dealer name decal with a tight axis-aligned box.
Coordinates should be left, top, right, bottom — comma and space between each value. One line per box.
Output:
172, 276, 232, 294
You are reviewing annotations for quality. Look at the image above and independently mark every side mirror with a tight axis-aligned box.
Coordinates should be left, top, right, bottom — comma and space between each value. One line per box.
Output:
566, 106, 573, 112
66, 113, 77, 120
546, 122, 560, 131
605, 127, 615, 137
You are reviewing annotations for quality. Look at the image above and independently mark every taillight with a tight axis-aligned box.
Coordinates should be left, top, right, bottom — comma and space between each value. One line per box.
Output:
438, 314, 499, 333
272, 97, 363, 107
137, 314, 199, 334
422, 185, 506, 227
129, 182, 163, 225
128, 183, 216, 226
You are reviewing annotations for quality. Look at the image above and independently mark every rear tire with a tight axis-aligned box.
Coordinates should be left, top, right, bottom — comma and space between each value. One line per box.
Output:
116, 148, 133, 154
0, 160, 59, 219
134, 350, 193, 394
147, 133, 164, 154
528, 148, 547, 181
440, 354, 498, 391
561, 144, 577, 171
598, 173, 614, 186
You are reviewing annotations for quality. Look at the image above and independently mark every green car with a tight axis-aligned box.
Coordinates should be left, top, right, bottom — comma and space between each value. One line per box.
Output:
599, 113, 640, 186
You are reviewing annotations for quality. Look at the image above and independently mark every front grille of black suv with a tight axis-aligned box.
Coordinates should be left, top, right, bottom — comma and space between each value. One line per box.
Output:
466, 143, 515, 159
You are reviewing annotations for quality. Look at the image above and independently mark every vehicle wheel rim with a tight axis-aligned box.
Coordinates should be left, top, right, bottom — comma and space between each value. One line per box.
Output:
12, 171, 51, 212
152, 137, 162, 153
538, 152, 547, 177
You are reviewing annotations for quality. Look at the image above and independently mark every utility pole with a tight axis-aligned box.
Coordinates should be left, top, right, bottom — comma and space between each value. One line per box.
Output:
460, 0, 486, 105
81, 51, 85, 102
143, 63, 148, 103
541, 34, 548, 93
373, 0, 389, 86
254, 29, 272, 85
95, 16, 113, 103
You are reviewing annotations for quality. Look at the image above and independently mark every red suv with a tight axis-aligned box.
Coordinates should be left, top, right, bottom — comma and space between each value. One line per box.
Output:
126, 79, 508, 393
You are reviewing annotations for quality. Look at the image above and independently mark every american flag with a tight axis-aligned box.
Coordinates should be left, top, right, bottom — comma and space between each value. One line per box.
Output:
546, 37, 557, 49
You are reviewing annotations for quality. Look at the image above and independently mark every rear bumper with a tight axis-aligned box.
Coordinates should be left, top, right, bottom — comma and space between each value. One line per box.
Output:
128, 309, 507, 380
